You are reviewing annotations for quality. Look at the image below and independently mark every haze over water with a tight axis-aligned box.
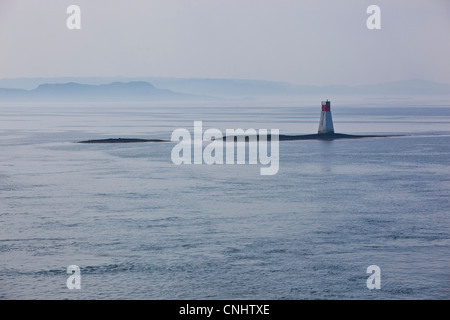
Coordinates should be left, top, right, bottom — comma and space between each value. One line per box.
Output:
0, 96, 449, 299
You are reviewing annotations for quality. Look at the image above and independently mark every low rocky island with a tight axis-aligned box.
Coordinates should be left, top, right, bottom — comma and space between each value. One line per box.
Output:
219, 132, 403, 141
77, 138, 170, 143
277, 133, 402, 140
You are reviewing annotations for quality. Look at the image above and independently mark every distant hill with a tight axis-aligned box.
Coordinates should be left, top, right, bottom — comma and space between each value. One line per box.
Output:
0, 78, 449, 101
146, 78, 450, 97
0, 81, 218, 102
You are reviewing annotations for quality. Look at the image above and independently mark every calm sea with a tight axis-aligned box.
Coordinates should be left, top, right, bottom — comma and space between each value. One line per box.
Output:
0, 96, 449, 299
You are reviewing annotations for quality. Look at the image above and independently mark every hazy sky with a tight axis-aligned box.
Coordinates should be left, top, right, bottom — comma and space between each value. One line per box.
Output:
0, 0, 449, 85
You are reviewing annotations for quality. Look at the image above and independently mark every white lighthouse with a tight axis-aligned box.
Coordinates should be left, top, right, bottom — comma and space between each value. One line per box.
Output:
318, 100, 334, 134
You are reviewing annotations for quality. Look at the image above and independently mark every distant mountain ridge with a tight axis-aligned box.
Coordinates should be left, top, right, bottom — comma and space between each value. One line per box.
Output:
0, 78, 449, 101
0, 81, 217, 102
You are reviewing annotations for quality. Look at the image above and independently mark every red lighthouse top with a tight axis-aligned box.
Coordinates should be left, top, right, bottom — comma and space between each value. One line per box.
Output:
321, 100, 331, 111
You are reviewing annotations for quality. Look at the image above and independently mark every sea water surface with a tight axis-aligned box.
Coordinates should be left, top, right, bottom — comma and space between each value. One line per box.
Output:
0, 97, 449, 299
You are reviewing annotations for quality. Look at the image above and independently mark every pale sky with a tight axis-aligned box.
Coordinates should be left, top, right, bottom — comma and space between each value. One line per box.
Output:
0, 0, 449, 85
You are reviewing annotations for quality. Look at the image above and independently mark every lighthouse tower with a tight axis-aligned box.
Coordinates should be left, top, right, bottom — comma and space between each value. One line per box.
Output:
318, 100, 334, 134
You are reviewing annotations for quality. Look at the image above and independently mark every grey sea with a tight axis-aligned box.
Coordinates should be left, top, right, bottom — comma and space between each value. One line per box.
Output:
0, 96, 449, 299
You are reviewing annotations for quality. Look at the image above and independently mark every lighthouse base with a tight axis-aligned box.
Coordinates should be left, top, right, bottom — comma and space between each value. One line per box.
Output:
318, 110, 334, 134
